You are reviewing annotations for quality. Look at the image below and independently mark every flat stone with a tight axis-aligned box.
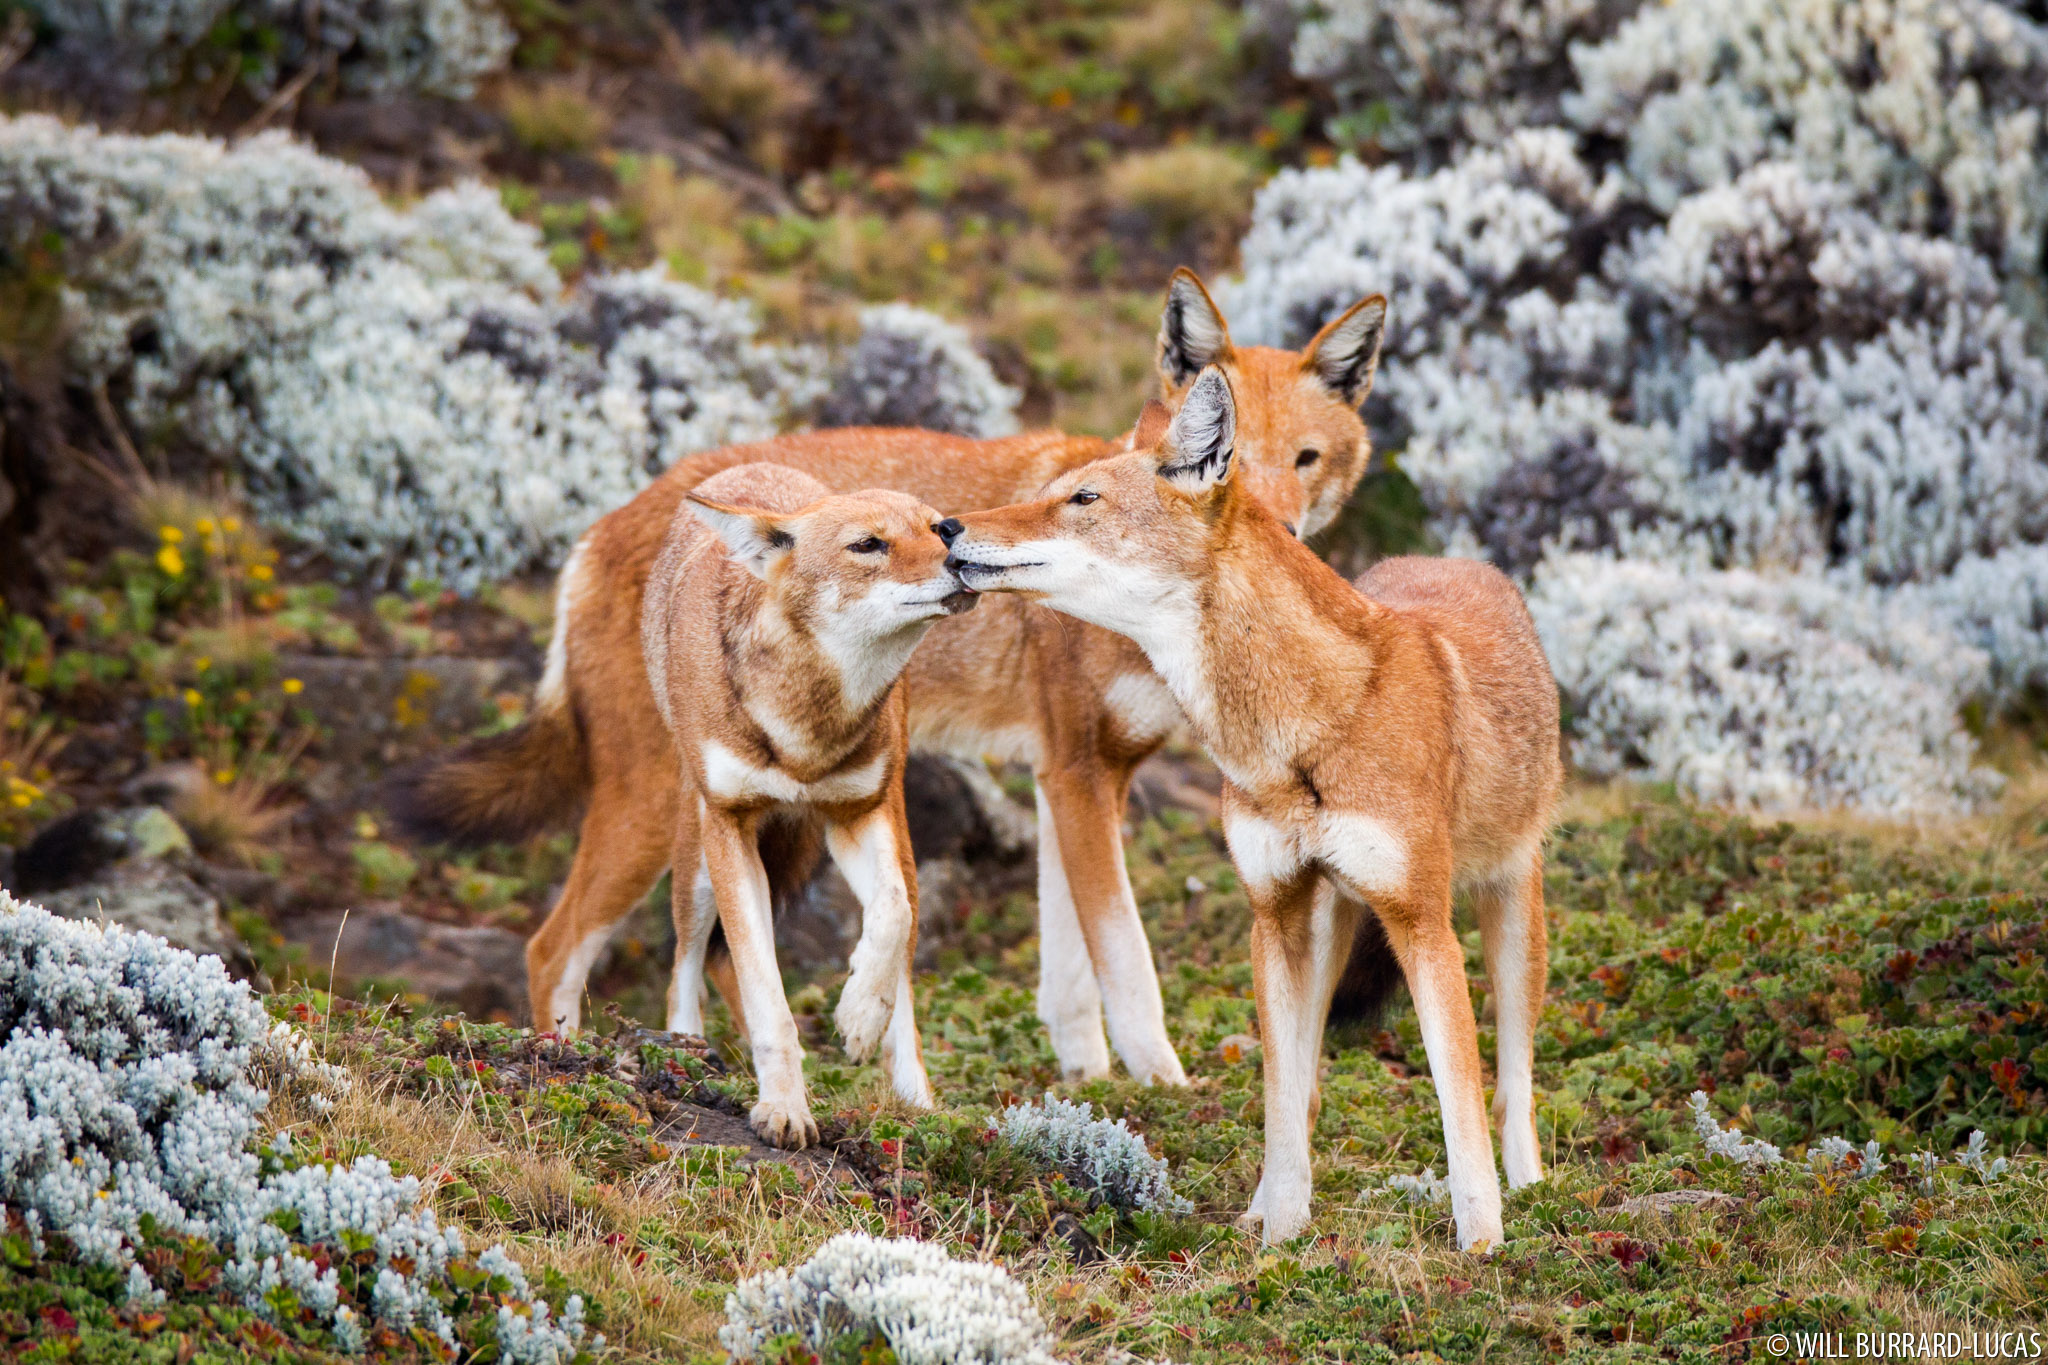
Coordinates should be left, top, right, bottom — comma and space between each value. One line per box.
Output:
282, 906, 530, 1023
38, 858, 246, 973
1618, 1189, 1739, 1216
653, 1104, 864, 1187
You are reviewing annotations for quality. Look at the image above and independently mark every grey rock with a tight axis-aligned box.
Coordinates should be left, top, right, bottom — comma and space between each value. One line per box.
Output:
1618, 1188, 1739, 1216
29, 809, 258, 981
282, 905, 531, 1023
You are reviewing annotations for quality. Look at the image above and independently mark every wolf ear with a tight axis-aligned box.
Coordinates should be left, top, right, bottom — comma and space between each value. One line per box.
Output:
1157, 267, 1235, 389
1158, 367, 1237, 494
1302, 293, 1388, 406
686, 494, 795, 579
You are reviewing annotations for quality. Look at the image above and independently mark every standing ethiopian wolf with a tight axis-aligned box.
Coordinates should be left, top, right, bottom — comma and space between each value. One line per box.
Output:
943, 370, 1562, 1250
541, 464, 969, 1144
388, 270, 1392, 1091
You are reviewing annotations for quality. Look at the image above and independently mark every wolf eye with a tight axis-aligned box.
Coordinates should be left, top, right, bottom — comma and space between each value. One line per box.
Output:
847, 536, 888, 554
1068, 489, 1100, 506
1296, 448, 1321, 468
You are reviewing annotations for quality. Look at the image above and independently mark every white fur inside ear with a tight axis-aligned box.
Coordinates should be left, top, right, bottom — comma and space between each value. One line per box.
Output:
1159, 275, 1231, 384
1309, 298, 1388, 404
1161, 367, 1237, 491
687, 500, 792, 579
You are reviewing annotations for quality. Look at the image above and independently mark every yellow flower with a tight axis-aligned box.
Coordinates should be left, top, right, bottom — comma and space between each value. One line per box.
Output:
156, 545, 186, 577
194, 656, 211, 672
249, 563, 274, 582
183, 688, 202, 709
8, 792, 29, 810
159, 525, 184, 544
282, 677, 304, 695
195, 517, 216, 535
213, 768, 235, 786
222, 516, 242, 533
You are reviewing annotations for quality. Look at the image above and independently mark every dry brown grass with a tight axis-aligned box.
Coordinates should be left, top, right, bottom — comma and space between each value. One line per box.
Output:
666, 37, 815, 173
501, 76, 616, 156
1102, 143, 1256, 245
616, 157, 750, 288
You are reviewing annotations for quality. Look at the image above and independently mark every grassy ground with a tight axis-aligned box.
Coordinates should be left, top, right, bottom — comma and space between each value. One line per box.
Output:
213, 786, 2048, 1363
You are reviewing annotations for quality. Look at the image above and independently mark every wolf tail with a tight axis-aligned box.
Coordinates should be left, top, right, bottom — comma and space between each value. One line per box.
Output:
384, 542, 592, 847
1326, 911, 1404, 1024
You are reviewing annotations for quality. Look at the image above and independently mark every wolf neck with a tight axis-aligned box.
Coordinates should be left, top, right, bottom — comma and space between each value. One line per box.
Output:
726, 579, 909, 770
1125, 493, 1375, 783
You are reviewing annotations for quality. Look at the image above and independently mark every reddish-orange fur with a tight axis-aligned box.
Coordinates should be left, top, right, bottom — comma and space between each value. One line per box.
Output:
944, 366, 1561, 1250
390, 271, 1392, 1088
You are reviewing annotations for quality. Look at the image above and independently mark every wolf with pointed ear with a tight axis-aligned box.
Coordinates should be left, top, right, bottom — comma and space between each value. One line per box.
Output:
1153, 268, 1388, 540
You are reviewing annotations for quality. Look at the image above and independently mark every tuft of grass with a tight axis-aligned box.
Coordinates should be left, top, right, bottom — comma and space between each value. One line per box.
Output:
1102, 143, 1257, 245
666, 37, 814, 173
501, 75, 615, 155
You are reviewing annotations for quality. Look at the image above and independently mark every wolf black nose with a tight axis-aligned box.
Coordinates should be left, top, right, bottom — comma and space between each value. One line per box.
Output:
934, 518, 964, 545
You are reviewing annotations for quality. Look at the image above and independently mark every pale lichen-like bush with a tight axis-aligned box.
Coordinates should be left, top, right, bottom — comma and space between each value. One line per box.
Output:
31, 0, 515, 99
815, 303, 1021, 438
0, 117, 1013, 591
991, 1094, 1192, 1216
1231, 0, 2048, 810
0, 894, 594, 1359
1567, 0, 2048, 272
1256, 0, 1633, 155
0, 891, 272, 1268
721, 1232, 1061, 1365
1386, 1168, 1450, 1205
1528, 550, 1998, 814
1688, 1090, 1784, 1167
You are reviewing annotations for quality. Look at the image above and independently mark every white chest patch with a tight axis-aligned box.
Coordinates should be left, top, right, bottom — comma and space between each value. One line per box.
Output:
1104, 672, 1184, 744
700, 740, 889, 806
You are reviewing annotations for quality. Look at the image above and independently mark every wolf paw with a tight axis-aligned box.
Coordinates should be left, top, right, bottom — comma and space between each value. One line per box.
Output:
750, 1096, 820, 1150
1240, 1177, 1309, 1244
835, 965, 895, 1062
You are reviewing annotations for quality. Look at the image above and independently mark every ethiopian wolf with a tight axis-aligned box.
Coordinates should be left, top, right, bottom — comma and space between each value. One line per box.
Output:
389, 270, 1393, 1092
642, 464, 974, 1144
942, 367, 1562, 1250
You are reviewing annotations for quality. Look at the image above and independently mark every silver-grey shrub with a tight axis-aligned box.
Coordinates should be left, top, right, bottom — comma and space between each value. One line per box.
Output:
1, 116, 1015, 591
0, 893, 595, 1359
815, 303, 1022, 438
0, 891, 272, 1268
29, 0, 515, 100
1229, 0, 2048, 813
722, 1232, 1061, 1365
991, 1093, 1192, 1216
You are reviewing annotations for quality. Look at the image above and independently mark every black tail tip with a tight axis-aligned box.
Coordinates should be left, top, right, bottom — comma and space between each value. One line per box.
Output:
1327, 911, 1404, 1025
377, 762, 484, 848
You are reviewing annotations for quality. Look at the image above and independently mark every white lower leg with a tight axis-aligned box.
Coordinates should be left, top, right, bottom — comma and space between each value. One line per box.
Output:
1095, 853, 1188, 1086
546, 923, 616, 1035
1408, 934, 1505, 1250
1033, 786, 1111, 1078
666, 861, 717, 1036
1245, 910, 1321, 1244
827, 810, 914, 1062
881, 967, 934, 1108
1488, 889, 1543, 1189
714, 832, 813, 1147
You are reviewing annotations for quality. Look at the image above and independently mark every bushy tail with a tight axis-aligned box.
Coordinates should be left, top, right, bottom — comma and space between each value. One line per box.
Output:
1327, 911, 1404, 1024
383, 700, 587, 847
